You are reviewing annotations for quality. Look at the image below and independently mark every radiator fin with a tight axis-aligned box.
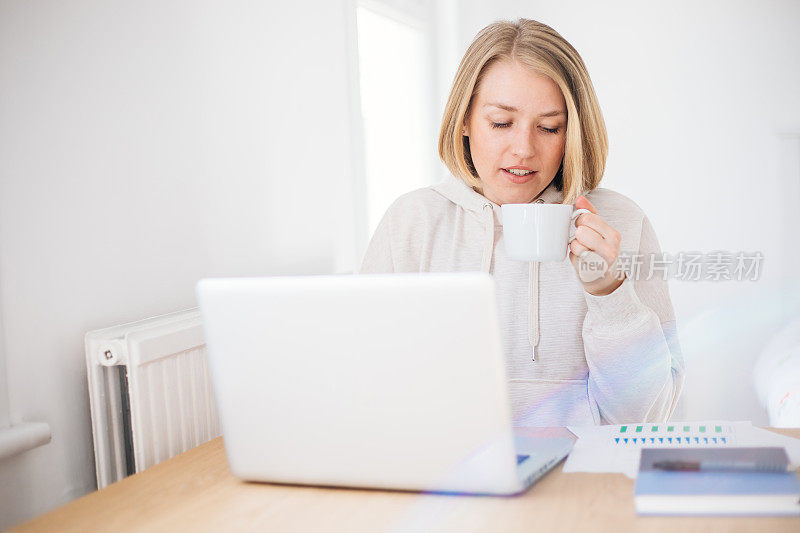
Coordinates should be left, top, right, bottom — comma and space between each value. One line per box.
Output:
132, 346, 220, 473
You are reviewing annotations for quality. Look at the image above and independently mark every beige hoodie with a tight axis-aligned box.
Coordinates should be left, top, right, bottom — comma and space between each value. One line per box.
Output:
359, 174, 684, 427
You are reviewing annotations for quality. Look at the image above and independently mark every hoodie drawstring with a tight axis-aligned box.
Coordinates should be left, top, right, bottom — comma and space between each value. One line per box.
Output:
528, 197, 544, 361
529, 261, 540, 361
480, 203, 494, 273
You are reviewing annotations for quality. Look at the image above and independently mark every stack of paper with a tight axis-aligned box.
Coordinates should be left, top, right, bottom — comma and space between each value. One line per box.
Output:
564, 420, 800, 478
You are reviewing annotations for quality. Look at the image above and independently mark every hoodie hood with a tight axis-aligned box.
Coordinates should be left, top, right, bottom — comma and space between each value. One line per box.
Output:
432, 173, 565, 218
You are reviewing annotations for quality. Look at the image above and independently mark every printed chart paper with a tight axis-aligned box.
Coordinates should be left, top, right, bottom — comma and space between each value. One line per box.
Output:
564, 421, 764, 478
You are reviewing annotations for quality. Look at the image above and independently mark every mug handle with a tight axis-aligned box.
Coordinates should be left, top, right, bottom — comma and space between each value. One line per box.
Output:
568, 208, 591, 244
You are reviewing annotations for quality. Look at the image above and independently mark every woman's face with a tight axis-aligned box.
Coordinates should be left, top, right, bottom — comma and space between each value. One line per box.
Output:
464, 59, 568, 205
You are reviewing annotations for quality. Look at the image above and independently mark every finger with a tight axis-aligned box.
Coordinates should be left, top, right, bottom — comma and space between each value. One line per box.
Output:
575, 195, 597, 214
572, 225, 617, 265
569, 237, 590, 257
574, 211, 620, 242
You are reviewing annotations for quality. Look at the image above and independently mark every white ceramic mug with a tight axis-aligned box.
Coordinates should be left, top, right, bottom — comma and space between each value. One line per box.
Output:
501, 203, 591, 262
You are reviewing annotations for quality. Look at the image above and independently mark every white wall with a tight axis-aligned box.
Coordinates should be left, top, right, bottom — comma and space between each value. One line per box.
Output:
449, 1, 800, 422
0, 1, 361, 527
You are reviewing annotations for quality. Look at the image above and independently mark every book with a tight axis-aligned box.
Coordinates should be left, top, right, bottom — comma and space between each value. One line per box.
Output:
634, 447, 800, 516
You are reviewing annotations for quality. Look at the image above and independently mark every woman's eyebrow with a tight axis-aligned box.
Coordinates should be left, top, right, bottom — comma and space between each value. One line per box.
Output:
484, 103, 565, 117
538, 110, 566, 117
484, 102, 518, 112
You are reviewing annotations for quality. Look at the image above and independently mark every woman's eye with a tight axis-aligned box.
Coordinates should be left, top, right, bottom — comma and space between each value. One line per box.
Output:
490, 122, 560, 133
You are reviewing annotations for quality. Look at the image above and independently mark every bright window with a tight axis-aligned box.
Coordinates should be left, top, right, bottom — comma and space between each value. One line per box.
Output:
356, 3, 432, 237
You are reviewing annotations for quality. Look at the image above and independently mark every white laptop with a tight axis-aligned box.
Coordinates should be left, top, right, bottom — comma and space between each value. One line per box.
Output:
196, 272, 573, 495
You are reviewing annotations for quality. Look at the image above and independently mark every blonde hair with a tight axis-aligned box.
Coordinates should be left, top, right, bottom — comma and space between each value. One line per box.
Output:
438, 19, 608, 204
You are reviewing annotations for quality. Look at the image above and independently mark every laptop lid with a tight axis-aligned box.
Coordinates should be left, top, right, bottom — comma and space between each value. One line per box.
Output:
196, 272, 521, 494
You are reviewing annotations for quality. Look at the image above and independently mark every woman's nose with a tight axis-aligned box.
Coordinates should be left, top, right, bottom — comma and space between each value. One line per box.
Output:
510, 127, 536, 159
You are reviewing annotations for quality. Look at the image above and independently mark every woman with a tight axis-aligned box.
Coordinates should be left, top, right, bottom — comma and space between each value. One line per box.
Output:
360, 19, 684, 426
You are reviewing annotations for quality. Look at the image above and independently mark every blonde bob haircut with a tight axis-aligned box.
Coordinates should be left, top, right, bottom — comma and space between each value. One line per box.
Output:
438, 19, 608, 204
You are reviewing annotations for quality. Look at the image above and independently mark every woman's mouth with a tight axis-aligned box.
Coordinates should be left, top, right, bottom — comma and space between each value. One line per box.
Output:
502, 167, 537, 184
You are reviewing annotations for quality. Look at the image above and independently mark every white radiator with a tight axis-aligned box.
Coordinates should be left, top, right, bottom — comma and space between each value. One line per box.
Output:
85, 308, 221, 489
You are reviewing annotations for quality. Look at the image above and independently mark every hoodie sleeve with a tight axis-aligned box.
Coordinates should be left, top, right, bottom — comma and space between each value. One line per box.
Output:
359, 206, 396, 274
581, 214, 685, 424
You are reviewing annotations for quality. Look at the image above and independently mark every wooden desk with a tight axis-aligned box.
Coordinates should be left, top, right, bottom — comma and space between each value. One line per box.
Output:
13, 428, 800, 532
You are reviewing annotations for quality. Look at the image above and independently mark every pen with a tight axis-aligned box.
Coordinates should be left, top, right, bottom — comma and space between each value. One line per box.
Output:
652, 460, 787, 472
